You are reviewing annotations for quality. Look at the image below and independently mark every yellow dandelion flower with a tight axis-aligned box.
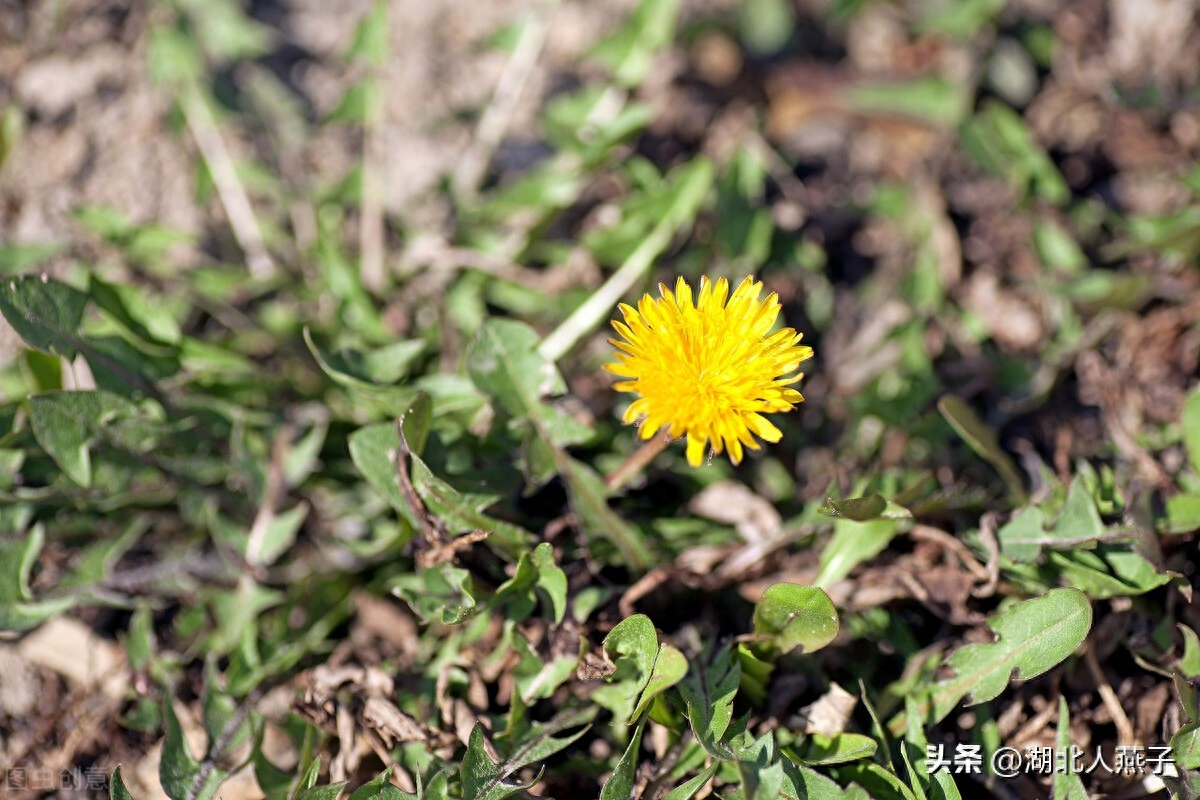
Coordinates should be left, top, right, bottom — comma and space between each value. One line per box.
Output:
605, 275, 814, 467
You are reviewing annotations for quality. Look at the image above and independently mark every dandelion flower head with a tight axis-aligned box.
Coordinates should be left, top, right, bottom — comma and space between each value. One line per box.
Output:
606, 275, 814, 467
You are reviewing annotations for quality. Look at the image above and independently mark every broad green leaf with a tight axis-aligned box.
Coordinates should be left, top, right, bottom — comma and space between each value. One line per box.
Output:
792, 764, 871, 800
794, 733, 878, 766
908, 588, 1091, 729
1034, 219, 1086, 273
495, 542, 568, 624
1163, 494, 1200, 535
347, 399, 433, 526
1185, 389, 1200, 475
409, 457, 532, 556
752, 583, 839, 657
200, 661, 252, 766
632, 643, 688, 720
997, 480, 1106, 562
110, 766, 137, 800
466, 318, 591, 451
530, 542, 568, 624
1180, 625, 1200, 678
1006, 545, 1174, 599
28, 390, 148, 486
816, 517, 899, 587
995, 506, 1049, 563
0, 275, 87, 358
303, 327, 426, 388
252, 734, 294, 800
249, 503, 308, 566
679, 644, 740, 759
600, 719, 645, 800
593, 614, 659, 727
930, 771, 963, 800
90, 274, 181, 344
590, 0, 681, 88
0, 242, 61, 272
512, 632, 578, 702
820, 494, 886, 520
661, 762, 719, 800
0, 524, 75, 630
23, 349, 62, 392
844, 77, 968, 127
938, 395, 1026, 504
839, 762, 919, 800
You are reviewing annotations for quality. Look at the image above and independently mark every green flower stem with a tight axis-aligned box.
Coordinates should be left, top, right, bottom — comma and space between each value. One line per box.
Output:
605, 431, 672, 492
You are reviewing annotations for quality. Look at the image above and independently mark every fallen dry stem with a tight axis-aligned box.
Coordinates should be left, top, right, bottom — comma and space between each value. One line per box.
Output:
180, 81, 276, 281
452, 0, 558, 199
1084, 647, 1136, 748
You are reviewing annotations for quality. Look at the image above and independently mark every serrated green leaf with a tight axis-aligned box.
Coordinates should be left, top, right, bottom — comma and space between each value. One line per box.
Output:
346, 767, 417, 800
752, 583, 839, 657
907, 588, 1091, 730
295, 782, 347, 800
600, 719, 645, 800
593, 614, 659, 727
460, 724, 534, 800
997, 479, 1108, 562
161, 698, 227, 800
680, 644, 740, 759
